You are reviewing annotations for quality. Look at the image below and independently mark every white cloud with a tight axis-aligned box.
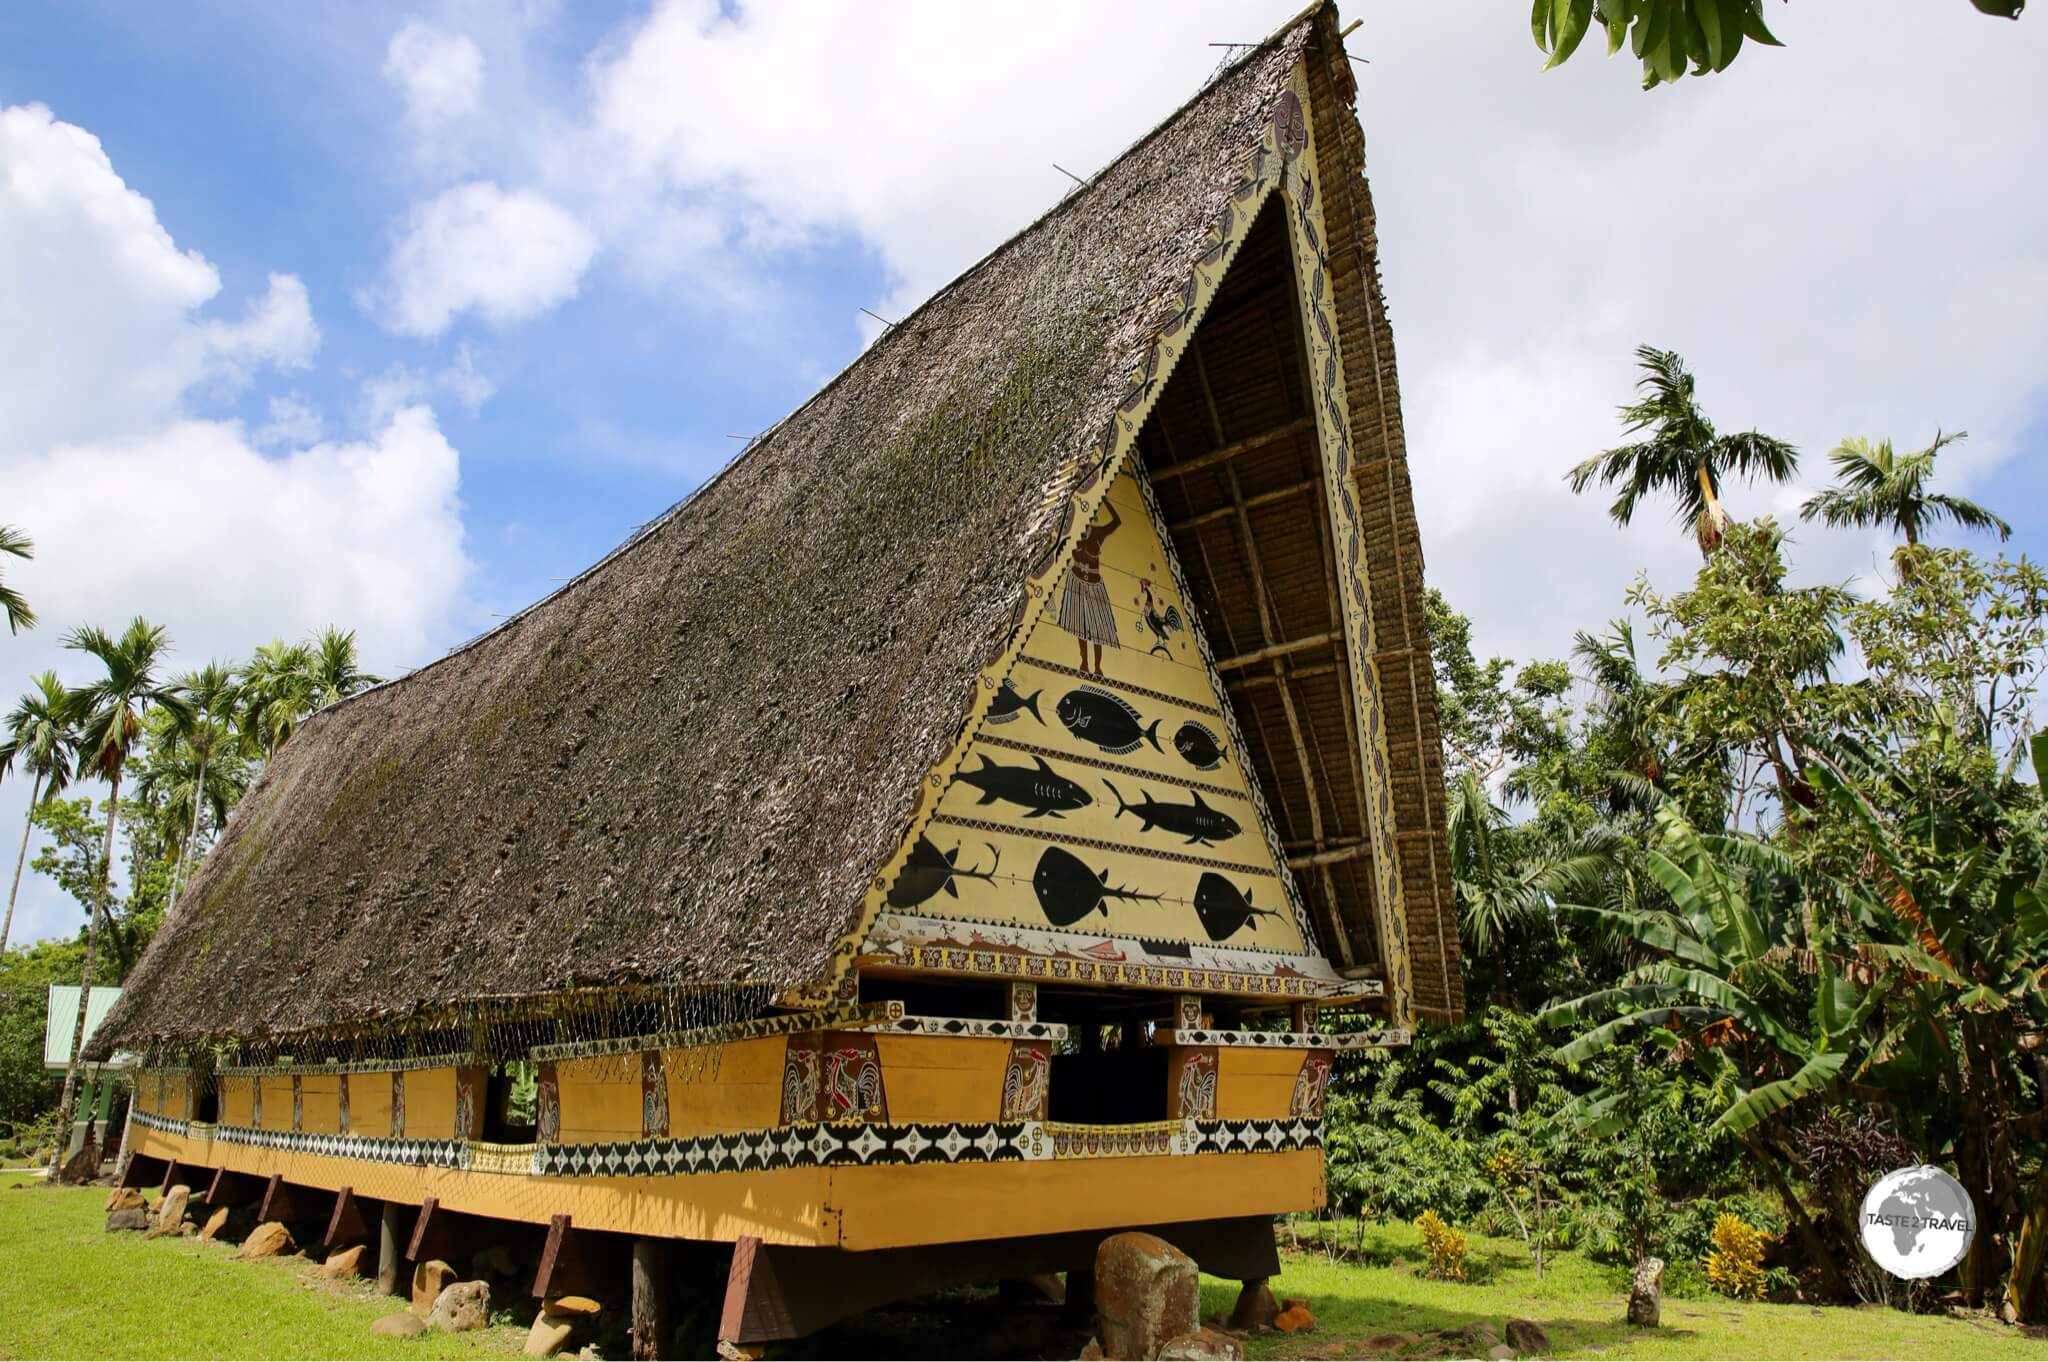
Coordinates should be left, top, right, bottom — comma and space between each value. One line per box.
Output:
383, 20, 483, 130
0, 101, 474, 946
253, 393, 324, 449
373, 180, 596, 336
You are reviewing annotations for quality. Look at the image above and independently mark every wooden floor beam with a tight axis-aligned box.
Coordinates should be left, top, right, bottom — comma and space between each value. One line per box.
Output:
1149, 416, 1313, 484
1214, 631, 1336, 672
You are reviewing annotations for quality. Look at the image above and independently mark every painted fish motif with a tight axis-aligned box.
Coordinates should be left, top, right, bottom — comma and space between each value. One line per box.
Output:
1172, 721, 1227, 771
1105, 780, 1241, 847
1192, 873, 1281, 942
887, 836, 999, 909
1031, 846, 1161, 928
1057, 685, 1162, 756
952, 753, 1092, 819
987, 680, 1043, 726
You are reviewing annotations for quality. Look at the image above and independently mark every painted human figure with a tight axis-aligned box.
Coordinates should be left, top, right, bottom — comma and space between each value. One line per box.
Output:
1058, 501, 1123, 675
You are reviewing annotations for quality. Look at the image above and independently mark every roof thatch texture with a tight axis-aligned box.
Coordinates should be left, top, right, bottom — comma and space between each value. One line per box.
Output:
94, 17, 1326, 1055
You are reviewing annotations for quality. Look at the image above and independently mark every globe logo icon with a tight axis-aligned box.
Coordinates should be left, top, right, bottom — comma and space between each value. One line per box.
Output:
1861, 1165, 1976, 1280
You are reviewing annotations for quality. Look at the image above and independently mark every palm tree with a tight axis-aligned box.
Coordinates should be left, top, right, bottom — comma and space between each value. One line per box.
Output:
235, 639, 313, 758
0, 525, 33, 634
1, 672, 75, 954
1446, 769, 1606, 1000
1798, 430, 2011, 548
150, 662, 241, 916
1568, 346, 1800, 556
48, 618, 189, 1173
235, 629, 380, 758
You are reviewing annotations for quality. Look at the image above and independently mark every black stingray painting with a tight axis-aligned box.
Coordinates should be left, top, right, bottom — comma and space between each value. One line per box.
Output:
1105, 781, 1241, 846
887, 837, 999, 910
986, 679, 1043, 726
1171, 721, 1227, 771
1031, 846, 1160, 928
1192, 873, 1281, 942
1057, 685, 1161, 756
951, 753, 1092, 818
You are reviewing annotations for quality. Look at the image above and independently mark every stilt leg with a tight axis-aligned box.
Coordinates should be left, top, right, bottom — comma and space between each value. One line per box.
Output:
632, 1237, 669, 1361
377, 1203, 404, 1296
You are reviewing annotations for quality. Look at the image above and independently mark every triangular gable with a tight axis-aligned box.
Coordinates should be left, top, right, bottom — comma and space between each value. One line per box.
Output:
831, 58, 1420, 1022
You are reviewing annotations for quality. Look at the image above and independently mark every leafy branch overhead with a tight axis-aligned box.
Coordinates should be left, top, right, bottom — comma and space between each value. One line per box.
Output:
1533, 0, 2023, 89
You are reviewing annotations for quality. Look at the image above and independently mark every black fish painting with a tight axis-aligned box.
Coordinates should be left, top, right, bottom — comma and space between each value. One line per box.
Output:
1105, 781, 1241, 846
1031, 846, 1161, 928
1192, 873, 1281, 942
1172, 721, 1227, 771
887, 837, 999, 910
951, 754, 1092, 819
986, 680, 1043, 726
1057, 686, 1162, 756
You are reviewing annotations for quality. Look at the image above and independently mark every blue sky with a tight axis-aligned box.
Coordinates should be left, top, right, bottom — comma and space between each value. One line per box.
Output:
2, 1, 2044, 947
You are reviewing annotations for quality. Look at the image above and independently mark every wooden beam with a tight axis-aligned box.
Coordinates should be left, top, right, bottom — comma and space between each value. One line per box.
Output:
1214, 631, 1336, 672
1228, 662, 1339, 691
256, 1173, 294, 1225
325, 1185, 372, 1248
377, 1202, 407, 1296
1167, 477, 1315, 533
533, 1213, 603, 1301
407, 1195, 450, 1263
1288, 841, 1370, 870
1148, 416, 1313, 484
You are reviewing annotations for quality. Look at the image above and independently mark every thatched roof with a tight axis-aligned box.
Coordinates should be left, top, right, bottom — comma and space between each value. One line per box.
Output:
96, 2, 1458, 1058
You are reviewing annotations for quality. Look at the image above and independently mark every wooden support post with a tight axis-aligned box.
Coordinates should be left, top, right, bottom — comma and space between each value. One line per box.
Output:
534, 1214, 602, 1300
408, 1196, 452, 1264
377, 1203, 405, 1296
631, 1237, 669, 1361
160, 1159, 182, 1194
117, 1152, 163, 1191
256, 1173, 295, 1225
325, 1185, 372, 1248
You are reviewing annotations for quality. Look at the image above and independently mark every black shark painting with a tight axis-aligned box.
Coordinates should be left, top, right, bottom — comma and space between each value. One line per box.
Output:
886, 837, 999, 910
986, 680, 1043, 726
1172, 721, 1227, 771
1031, 846, 1161, 928
1057, 685, 1162, 756
1105, 781, 1241, 846
951, 754, 1092, 819
1192, 873, 1281, 942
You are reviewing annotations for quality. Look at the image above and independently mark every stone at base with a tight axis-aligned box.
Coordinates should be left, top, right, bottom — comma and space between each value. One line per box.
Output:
105, 1207, 149, 1232
473, 1242, 520, 1278
58, 1140, 100, 1185
1360, 1332, 1419, 1354
1273, 1305, 1315, 1334
200, 1207, 230, 1240
412, 1259, 456, 1316
1505, 1319, 1551, 1353
542, 1294, 602, 1319
235, 1221, 294, 1259
1488, 1345, 1517, 1360
1078, 1339, 1104, 1362
428, 1280, 492, 1333
371, 1312, 427, 1339
1157, 1326, 1247, 1360
713, 1342, 764, 1361
322, 1244, 369, 1279
1094, 1231, 1200, 1361
1628, 1256, 1664, 1328
147, 1185, 191, 1238
1228, 1280, 1280, 1332
105, 1186, 146, 1213
525, 1318, 574, 1358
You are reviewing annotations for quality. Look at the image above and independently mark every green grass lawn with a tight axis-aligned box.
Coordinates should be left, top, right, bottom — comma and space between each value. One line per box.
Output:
1198, 1220, 2048, 1361
0, 1172, 525, 1360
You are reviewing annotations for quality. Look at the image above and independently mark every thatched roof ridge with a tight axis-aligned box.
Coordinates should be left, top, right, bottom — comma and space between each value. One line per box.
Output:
94, 16, 1324, 1055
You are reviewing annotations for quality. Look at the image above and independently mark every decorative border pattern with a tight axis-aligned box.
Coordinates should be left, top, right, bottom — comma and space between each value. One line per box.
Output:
872, 1016, 1069, 1042
208, 1122, 472, 1170
528, 1002, 903, 1063
535, 1116, 1320, 1177
1278, 72, 1414, 1025
1151, 1025, 1405, 1050
131, 1108, 188, 1137
218, 1051, 478, 1078
899, 944, 1330, 997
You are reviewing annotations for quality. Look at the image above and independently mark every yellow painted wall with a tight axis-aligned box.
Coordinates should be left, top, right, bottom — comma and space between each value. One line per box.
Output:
352, 1074, 393, 1138
1216, 1047, 1312, 1121
300, 1075, 340, 1134
220, 1076, 253, 1127
557, 1056, 640, 1144
871, 1035, 1008, 1124
667, 1038, 785, 1138
408, 1067, 457, 1141
871, 468, 1310, 960
258, 1077, 293, 1131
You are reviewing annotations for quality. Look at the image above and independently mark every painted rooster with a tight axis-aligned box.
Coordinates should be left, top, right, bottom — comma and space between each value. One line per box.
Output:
1137, 578, 1183, 658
